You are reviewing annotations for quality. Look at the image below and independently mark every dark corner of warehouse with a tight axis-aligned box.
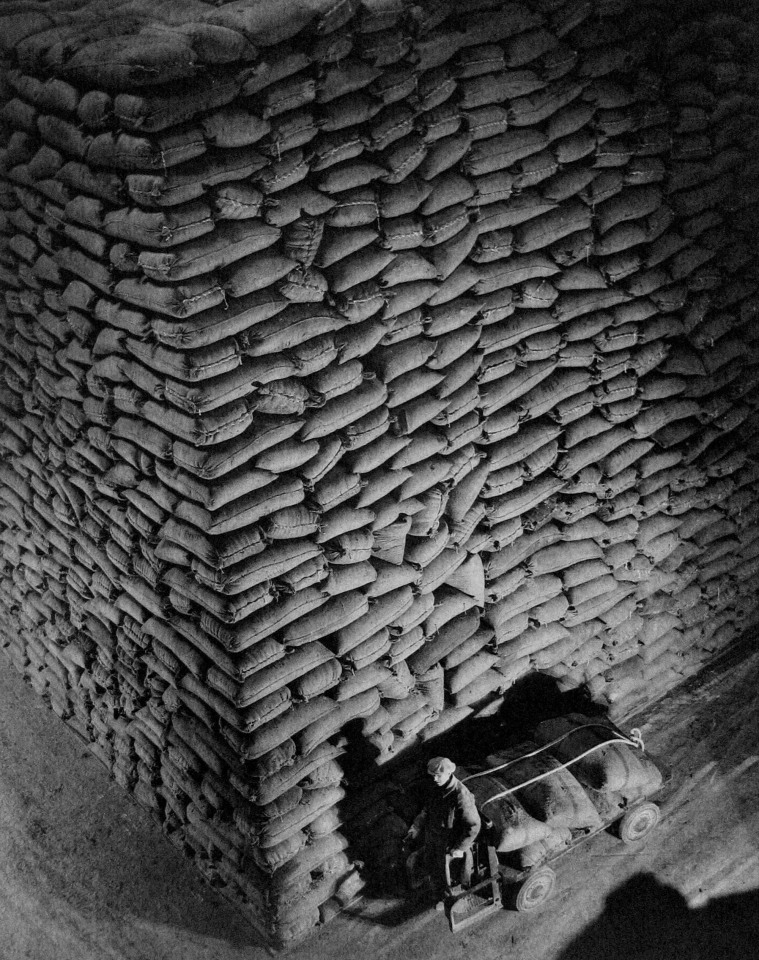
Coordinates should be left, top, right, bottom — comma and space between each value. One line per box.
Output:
1, 0, 759, 958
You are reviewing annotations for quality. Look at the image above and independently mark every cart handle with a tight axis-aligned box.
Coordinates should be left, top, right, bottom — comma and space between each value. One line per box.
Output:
461, 724, 645, 809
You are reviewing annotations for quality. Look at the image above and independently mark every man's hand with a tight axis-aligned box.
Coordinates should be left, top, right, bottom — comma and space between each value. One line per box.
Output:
405, 825, 420, 844
448, 849, 465, 859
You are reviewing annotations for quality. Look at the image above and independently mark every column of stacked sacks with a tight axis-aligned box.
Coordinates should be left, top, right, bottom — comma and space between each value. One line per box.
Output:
0, 0, 758, 948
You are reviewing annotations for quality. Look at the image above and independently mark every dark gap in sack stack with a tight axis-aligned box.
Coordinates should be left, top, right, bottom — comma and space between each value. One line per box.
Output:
0, 0, 758, 945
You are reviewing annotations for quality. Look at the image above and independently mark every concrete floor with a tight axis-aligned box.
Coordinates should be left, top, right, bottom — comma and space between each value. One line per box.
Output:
1, 641, 759, 960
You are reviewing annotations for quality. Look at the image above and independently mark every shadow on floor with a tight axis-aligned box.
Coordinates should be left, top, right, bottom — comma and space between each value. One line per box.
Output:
557, 873, 759, 960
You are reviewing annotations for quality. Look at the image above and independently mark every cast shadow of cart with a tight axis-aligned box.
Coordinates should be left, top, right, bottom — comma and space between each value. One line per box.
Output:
557, 872, 759, 960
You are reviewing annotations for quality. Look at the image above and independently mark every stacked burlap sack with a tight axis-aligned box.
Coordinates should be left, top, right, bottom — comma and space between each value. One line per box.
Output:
463, 715, 663, 870
0, 0, 758, 945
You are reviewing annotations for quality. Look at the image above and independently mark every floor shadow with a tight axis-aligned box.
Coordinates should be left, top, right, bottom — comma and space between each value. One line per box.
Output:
337, 887, 439, 930
558, 873, 759, 960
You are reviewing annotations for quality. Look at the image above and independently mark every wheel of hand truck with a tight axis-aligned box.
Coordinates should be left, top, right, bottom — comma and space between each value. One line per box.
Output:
514, 866, 556, 912
617, 802, 660, 844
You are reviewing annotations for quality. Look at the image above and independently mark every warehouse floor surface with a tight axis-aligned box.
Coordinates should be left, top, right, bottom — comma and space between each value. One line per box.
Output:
2, 641, 759, 960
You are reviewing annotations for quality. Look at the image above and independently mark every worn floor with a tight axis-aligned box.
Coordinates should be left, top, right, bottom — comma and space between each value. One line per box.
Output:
2, 639, 759, 960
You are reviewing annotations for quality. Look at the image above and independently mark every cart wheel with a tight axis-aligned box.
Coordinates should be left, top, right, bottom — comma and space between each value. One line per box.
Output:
514, 867, 556, 912
617, 802, 660, 844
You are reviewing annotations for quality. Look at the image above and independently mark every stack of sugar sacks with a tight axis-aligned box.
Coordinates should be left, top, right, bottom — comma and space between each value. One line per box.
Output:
1, 0, 759, 946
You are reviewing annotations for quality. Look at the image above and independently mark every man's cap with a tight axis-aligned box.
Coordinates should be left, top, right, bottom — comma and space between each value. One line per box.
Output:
427, 757, 456, 777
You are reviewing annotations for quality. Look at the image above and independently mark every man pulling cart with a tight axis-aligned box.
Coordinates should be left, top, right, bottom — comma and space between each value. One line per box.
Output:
404, 756, 481, 907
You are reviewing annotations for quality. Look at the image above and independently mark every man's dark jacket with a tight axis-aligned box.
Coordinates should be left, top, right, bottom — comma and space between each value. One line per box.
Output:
419, 775, 481, 853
